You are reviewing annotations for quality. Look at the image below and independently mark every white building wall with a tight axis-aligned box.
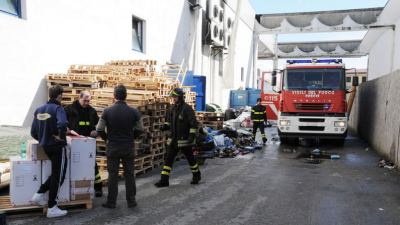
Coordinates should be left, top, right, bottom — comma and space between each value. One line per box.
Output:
362, 0, 400, 80
367, 29, 395, 80
200, 0, 256, 110
0, 0, 257, 126
392, 17, 400, 72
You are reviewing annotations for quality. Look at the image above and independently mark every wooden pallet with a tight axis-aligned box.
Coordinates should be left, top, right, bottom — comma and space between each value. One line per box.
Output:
148, 110, 167, 117
107, 60, 157, 66
152, 152, 165, 162
62, 88, 85, 95
47, 80, 99, 89
0, 196, 92, 215
150, 123, 163, 131
150, 146, 165, 154
68, 65, 111, 75
46, 73, 70, 81
62, 95, 77, 103
149, 130, 164, 138
151, 149, 165, 155
149, 136, 165, 144
196, 111, 224, 118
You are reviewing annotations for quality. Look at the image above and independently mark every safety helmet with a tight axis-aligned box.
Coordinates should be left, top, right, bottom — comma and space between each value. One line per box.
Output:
170, 88, 184, 98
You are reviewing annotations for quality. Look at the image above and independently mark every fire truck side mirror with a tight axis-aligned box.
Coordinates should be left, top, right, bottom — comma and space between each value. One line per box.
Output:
352, 76, 359, 87
271, 71, 277, 86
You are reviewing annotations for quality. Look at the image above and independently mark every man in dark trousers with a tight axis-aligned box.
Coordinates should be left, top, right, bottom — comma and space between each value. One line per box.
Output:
251, 98, 268, 144
64, 90, 103, 197
31, 85, 68, 218
96, 84, 143, 209
155, 88, 201, 188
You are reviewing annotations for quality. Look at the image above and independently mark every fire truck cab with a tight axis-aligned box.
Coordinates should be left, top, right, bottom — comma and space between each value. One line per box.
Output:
272, 59, 351, 144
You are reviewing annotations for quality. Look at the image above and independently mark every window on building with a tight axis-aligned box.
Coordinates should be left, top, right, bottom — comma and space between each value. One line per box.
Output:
0, 0, 21, 17
132, 15, 144, 52
346, 77, 351, 83
362, 77, 367, 82
241, 67, 244, 81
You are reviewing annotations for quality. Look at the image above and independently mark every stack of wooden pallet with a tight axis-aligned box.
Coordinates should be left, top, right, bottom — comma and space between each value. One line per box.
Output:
96, 154, 154, 178
90, 88, 159, 112
146, 103, 169, 168
196, 111, 224, 130
186, 91, 197, 110
46, 71, 101, 105
45, 59, 205, 180
103, 60, 178, 98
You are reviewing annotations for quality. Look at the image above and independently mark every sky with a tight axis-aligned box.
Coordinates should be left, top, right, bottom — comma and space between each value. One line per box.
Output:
251, 0, 389, 69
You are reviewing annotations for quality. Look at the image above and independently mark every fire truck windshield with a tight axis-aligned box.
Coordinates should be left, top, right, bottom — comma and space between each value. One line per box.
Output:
284, 69, 344, 91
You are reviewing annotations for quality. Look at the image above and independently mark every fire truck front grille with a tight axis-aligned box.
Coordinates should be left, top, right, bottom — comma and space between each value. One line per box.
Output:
295, 103, 331, 111
299, 118, 325, 123
299, 126, 325, 131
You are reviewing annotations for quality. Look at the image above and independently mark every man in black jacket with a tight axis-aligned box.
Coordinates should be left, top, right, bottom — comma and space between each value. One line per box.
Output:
64, 90, 103, 197
251, 98, 268, 144
96, 85, 143, 209
155, 88, 201, 188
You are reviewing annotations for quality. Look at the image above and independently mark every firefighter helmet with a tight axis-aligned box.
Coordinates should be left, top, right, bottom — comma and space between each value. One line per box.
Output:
170, 88, 184, 98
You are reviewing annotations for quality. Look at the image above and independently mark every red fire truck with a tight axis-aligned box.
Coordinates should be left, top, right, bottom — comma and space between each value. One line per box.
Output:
270, 59, 358, 144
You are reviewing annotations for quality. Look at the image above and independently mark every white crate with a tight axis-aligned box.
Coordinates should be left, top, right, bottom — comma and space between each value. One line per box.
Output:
10, 158, 42, 206
67, 136, 96, 181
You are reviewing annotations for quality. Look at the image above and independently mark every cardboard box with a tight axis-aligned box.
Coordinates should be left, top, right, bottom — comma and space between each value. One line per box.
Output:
10, 158, 42, 206
67, 136, 96, 181
26, 140, 49, 160
42, 157, 70, 202
70, 180, 94, 201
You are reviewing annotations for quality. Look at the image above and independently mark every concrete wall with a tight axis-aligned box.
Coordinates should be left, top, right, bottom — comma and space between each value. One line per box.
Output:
0, 0, 258, 126
349, 70, 400, 165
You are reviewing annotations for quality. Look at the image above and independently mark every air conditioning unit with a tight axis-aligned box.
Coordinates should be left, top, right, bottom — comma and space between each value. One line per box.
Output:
223, 5, 234, 49
207, 0, 219, 21
210, 21, 224, 47
208, 0, 224, 47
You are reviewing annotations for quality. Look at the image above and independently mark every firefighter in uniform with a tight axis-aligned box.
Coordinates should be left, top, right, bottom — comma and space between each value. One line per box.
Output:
251, 98, 268, 144
64, 90, 103, 197
155, 88, 201, 187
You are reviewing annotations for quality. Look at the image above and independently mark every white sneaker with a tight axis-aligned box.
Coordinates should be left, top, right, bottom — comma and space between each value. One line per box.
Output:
47, 205, 68, 218
31, 193, 47, 206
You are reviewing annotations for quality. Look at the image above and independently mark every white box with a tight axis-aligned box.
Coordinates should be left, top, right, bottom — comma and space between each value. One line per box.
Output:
10, 158, 42, 206
26, 140, 49, 160
70, 180, 94, 201
42, 157, 70, 202
67, 136, 96, 181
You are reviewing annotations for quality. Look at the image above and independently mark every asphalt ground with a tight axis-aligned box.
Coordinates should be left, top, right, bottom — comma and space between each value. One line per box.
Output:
6, 128, 400, 225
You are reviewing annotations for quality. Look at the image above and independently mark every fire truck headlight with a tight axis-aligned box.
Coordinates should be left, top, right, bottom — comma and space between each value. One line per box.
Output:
279, 120, 290, 126
334, 121, 346, 127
